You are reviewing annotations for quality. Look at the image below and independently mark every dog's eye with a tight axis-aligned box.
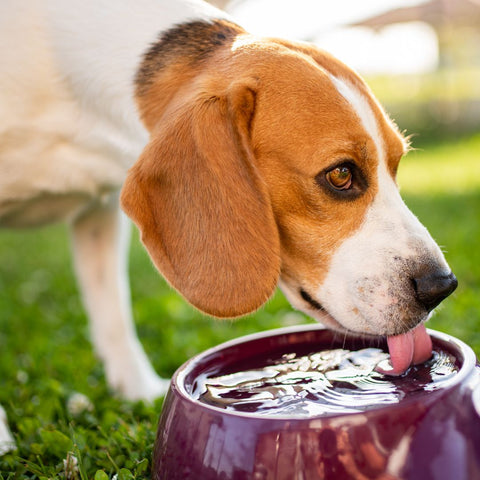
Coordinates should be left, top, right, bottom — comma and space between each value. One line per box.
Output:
326, 165, 352, 190
316, 161, 367, 200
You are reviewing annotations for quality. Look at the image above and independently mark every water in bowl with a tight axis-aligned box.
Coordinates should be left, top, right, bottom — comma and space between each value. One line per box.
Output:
193, 347, 458, 417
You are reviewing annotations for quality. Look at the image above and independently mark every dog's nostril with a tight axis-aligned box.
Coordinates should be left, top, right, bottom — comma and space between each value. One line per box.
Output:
413, 271, 458, 313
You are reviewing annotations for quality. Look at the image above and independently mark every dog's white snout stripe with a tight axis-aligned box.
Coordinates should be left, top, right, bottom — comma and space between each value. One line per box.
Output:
314, 76, 450, 334
330, 76, 386, 162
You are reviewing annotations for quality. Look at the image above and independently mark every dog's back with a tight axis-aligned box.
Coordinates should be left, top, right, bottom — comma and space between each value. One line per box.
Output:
0, 0, 223, 228
1, 1, 138, 227
0, 1, 76, 227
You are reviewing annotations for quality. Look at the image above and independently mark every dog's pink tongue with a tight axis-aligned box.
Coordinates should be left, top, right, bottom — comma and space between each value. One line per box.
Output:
386, 331, 414, 374
380, 324, 433, 376
411, 324, 433, 365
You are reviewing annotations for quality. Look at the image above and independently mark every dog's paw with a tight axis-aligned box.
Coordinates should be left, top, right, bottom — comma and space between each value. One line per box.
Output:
119, 374, 171, 403
0, 406, 16, 456
102, 341, 171, 402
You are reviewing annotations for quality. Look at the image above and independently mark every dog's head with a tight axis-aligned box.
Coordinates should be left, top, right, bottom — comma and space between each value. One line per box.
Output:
121, 21, 456, 342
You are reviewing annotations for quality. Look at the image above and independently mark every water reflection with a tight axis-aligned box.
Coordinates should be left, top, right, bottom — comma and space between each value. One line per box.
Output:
194, 348, 458, 417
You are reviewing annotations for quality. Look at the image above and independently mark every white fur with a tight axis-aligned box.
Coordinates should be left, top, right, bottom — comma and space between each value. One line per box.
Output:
315, 78, 449, 334
330, 76, 384, 155
0, 406, 15, 455
0, 0, 227, 450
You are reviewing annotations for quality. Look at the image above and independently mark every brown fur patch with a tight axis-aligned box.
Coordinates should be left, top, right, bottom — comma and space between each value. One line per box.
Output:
135, 20, 245, 97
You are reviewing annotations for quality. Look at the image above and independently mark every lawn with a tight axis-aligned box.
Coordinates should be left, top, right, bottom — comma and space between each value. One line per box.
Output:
0, 134, 479, 478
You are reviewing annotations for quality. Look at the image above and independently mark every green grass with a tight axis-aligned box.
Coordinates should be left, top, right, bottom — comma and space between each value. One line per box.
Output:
399, 134, 480, 195
367, 68, 480, 104
1, 134, 479, 478
367, 70, 480, 142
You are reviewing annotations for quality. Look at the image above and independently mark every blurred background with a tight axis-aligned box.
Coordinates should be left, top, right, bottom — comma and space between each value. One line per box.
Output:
213, 0, 480, 140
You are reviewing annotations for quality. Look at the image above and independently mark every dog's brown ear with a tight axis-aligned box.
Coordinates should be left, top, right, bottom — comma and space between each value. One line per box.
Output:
121, 81, 280, 317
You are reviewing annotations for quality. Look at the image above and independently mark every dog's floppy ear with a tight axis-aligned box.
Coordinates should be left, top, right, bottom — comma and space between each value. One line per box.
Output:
121, 81, 280, 317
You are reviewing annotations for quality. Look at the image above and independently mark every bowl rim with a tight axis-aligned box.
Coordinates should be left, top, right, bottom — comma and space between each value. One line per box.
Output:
171, 325, 477, 421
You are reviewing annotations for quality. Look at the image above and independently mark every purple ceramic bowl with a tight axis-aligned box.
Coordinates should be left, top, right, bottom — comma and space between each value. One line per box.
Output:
153, 325, 480, 480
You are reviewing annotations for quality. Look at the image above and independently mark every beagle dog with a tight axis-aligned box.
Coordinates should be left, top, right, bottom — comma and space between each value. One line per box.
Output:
0, 0, 457, 451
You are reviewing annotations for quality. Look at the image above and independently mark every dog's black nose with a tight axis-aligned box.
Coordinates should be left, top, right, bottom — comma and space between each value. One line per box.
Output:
413, 271, 458, 312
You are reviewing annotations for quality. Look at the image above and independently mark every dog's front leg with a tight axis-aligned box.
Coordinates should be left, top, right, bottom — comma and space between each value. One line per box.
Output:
0, 405, 15, 455
70, 194, 169, 401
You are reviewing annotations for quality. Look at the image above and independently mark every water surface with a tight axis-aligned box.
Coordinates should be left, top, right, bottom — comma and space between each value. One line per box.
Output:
194, 347, 458, 417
